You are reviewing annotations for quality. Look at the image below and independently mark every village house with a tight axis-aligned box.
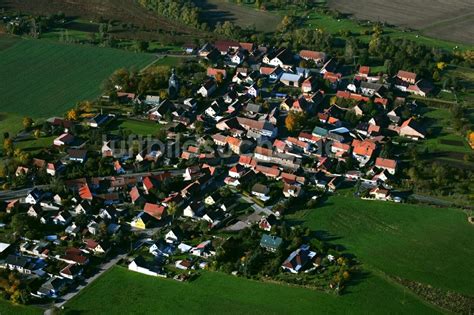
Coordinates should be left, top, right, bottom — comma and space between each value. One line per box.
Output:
190, 240, 215, 258
259, 214, 279, 231
283, 181, 303, 198
299, 50, 327, 66
396, 70, 417, 84
165, 228, 183, 244
25, 188, 45, 205
144, 203, 166, 221
128, 256, 164, 277
3, 255, 35, 274
198, 80, 217, 98
251, 183, 270, 201
53, 133, 74, 147
281, 245, 317, 274
37, 277, 67, 299
68, 149, 88, 163
263, 47, 294, 70
375, 157, 398, 175
260, 234, 283, 252
207, 67, 227, 79
369, 187, 391, 201
352, 139, 377, 166
59, 264, 83, 280
280, 73, 302, 88
397, 118, 425, 140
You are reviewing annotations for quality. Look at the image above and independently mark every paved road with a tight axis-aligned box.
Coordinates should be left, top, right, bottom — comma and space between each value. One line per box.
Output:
0, 185, 50, 200
54, 253, 127, 308
0, 169, 185, 201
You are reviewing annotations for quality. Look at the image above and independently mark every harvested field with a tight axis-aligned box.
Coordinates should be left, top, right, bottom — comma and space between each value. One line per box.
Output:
193, 0, 281, 31
0, 0, 208, 41
328, 0, 474, 45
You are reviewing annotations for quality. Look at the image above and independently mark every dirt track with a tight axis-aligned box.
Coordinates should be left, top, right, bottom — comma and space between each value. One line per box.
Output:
328, 0, 474, 44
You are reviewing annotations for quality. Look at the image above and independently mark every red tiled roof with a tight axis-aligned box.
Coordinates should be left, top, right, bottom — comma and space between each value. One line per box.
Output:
336, 90, 351, 98
239, 156, 257, 167
299, 50, 326, 60
260, 66, 276, 75
298, 132, 320, 143
273, 139, 287, 150
84, 239, 99, 250
332, 142, 350, 151
352, 139, 376, 157
324, 72, 341, 82
239, 42, 254, 52
226, 136, 242, 147
129, 186, 141, 203
144, 203, 166, 220
143, 177, 155, 191
79, 184, 93, 200
188, 146, 199, 153
286, 137, 307, 149
375, 157, 397, 169
255, 146, 273, 157
359, 66, 370, 75
214, 40, 239, 52
255, 165, 280, 177
207, 68, 227, 77
397, 70, 417, 81
368, 124, 381, 134
374, 97, 388, 106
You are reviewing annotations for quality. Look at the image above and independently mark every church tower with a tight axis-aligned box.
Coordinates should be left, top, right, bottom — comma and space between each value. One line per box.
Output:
168, 68, 180, 98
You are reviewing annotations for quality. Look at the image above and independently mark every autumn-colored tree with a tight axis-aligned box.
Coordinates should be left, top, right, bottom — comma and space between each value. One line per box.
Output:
285, 111, 306, 133
80, 101, 93, 113
66, 109, 79, 121
22, 117, 33, 130
3, 138, 13, 155
0, 165, 6, 178
278, 15, 292, 32
33, 129, 41, 139
159, 90, 169, 99
215, 72, 224, 84
167, 201, 179, 219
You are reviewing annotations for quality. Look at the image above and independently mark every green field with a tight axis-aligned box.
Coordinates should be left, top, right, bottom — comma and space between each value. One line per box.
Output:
290, 196, 474, 296
154, 56, 187, 67
0, 299, 41, 315
63, 266, 438, 314
111, 119, 162, 136
0, 36, 155, 119
0, 112, 24, 138
421, 107, 473, 164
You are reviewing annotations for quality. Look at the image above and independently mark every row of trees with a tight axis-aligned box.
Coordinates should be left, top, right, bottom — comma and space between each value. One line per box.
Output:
137, 0, 204, 30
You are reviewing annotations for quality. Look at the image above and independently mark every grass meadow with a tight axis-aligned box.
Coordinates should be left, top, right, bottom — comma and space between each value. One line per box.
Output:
63, 266, 438, 314
289, 196, 474, 296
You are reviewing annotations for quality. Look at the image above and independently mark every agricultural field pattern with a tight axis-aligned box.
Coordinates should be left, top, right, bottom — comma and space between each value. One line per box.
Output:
329, 0, 474, 45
